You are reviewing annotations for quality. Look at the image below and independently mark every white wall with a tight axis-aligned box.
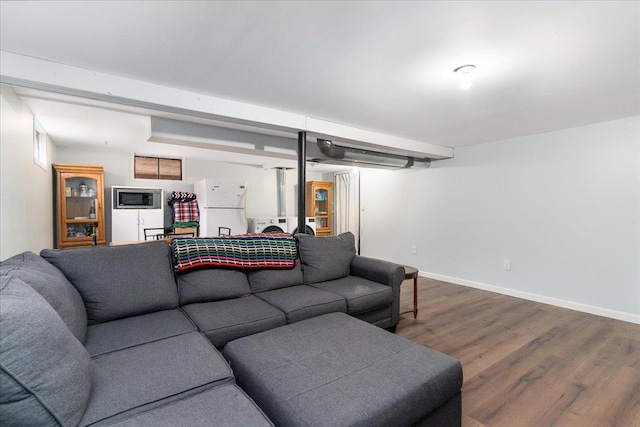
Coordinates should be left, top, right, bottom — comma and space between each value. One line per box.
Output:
187, 159, 324, 220
0, 85, 56, 259
55, 146, 323, 241
360, 116, 640, 322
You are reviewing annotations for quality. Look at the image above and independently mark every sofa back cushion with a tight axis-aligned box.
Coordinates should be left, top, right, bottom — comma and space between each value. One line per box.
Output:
178, 269, 251, 305
0, 275, 92, 426
297, 232, 357, 284
247, 263, 304, 293
41, 241, 179, 325
0, 251, 88, 343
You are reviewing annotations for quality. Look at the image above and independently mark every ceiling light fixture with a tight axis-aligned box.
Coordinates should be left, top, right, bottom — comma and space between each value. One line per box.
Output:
454, 64, 476, 90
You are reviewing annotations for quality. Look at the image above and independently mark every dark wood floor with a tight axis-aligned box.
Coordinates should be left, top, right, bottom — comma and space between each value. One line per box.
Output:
395, 277, 640, 427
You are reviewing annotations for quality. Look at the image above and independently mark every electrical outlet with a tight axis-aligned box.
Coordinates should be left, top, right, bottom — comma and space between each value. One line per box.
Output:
411, 246, 417, 255
503, 260, 511, 270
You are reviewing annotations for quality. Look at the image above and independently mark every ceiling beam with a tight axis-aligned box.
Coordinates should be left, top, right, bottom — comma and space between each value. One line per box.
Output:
1, 51, 453, 159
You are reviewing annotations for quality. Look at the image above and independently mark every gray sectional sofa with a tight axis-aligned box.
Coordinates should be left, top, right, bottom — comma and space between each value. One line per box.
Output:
0, 232, 462, 426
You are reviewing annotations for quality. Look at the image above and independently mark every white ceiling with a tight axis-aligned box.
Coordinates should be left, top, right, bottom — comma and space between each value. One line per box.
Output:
1, 1, 639, 164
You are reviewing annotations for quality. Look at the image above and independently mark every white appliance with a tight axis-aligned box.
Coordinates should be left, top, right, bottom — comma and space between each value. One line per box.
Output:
248, 217, 288, 233
287, 217, 317, 236
194, 180, 247, 236
111, 187, 164, 242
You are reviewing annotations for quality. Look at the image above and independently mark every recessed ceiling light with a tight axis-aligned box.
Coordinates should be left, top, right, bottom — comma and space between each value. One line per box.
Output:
454, 64, 476, 90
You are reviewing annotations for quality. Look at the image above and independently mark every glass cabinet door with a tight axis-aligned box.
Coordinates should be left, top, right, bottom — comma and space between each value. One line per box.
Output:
305, 181, 333, 236
54, 164, 105, 248
62, 175, 99, 242
314, 189, 328, 215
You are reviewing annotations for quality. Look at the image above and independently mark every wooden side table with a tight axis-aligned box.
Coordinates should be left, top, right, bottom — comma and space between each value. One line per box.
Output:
400, 265, 419, 319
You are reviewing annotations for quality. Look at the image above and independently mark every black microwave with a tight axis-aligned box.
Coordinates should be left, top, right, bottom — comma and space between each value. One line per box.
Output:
114, 188, 162, 209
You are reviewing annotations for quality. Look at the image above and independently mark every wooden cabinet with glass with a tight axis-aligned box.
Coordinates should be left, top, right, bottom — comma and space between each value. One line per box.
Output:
53, 164, 106, 248
305, 181, 333, 237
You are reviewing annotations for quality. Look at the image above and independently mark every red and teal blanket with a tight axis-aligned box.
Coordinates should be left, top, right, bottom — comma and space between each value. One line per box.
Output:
172, 233, 298, 273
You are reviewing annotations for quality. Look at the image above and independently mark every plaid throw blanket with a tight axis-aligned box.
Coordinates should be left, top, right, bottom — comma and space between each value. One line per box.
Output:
173, 233, 298, 273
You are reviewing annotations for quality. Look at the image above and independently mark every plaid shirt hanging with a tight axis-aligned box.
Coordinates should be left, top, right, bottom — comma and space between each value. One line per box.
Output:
168, 192, 200, 223
173, 200, 199, 223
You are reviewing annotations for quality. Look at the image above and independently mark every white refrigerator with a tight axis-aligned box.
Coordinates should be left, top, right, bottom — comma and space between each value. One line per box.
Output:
193, 180, 247, 236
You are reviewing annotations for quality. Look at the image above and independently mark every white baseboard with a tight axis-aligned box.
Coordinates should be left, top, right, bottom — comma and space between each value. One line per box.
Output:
420, 271, 640, 325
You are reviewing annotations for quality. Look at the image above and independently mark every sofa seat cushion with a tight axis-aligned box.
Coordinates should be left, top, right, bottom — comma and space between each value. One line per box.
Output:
0, 251, 88, 343
85, 309, 196, 357
254, 285, 347, 324
0, 275, 92, 427
224, 313, 463, 427
297, 232, 356, 284
107, 384, 274, 427
310, 275, 393, 315
182, 296, 286, 349
79, 331, 233, 426
41, 241, 179, 325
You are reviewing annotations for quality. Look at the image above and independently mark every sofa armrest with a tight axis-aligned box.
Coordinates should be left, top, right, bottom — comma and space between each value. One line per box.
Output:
350, 255, 405, 328
350, 255, 405, 287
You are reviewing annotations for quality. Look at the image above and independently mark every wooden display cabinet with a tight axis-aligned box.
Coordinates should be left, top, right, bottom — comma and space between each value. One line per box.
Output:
53, 164, 106, 248
305, 181, 333, 237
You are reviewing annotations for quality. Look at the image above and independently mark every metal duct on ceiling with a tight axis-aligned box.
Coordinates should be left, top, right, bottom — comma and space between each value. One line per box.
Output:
314, 139, 431, 169
275, 167, 287, 218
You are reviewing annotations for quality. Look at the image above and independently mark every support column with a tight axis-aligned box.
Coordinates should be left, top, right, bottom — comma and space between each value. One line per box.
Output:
297, 131, 306, 234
